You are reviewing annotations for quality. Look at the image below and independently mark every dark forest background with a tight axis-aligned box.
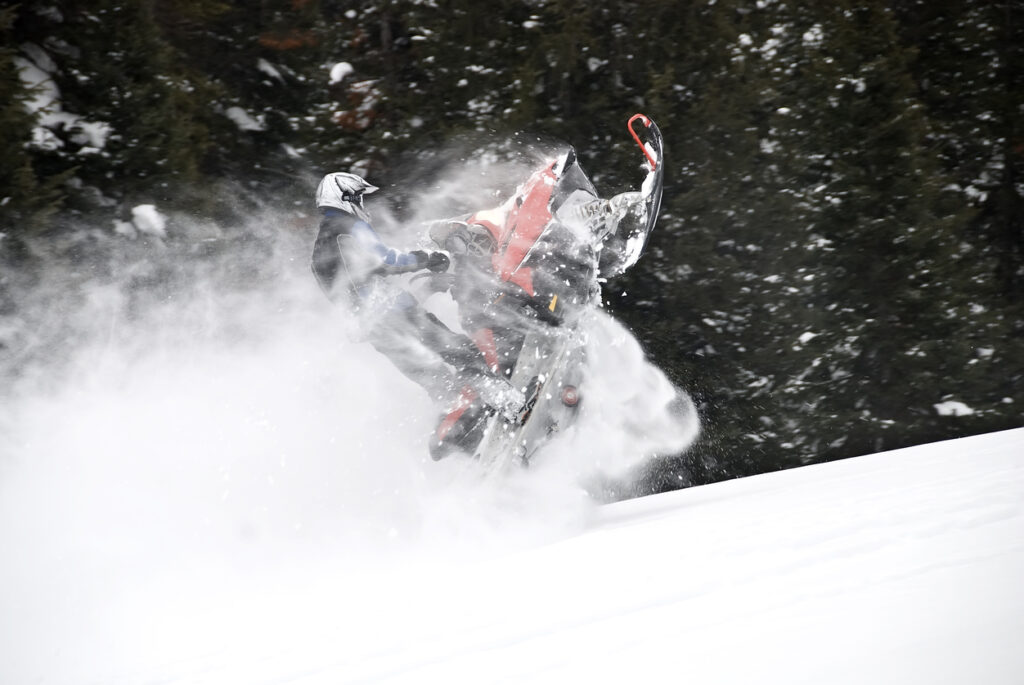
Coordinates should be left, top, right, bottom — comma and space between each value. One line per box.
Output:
2, 0, 1022, 491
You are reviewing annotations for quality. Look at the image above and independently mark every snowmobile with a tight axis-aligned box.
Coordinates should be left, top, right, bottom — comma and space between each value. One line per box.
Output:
426, 114, 664, 472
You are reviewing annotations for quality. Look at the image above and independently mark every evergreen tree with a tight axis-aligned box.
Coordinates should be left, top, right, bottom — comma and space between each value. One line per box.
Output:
606, 1, 811, 479
765, 2, 970, 457
894, 0, 1024, 435
2, 0, 1019, 490
7, 1, 217, 217
0, 6, 67, 246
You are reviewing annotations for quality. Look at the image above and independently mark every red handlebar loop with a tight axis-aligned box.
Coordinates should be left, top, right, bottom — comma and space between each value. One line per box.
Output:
628, 113, 657, 169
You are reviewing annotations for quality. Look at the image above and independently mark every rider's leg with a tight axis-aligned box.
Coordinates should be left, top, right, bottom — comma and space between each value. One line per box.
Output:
366, 307, 461, 403
369, 306, 523, 416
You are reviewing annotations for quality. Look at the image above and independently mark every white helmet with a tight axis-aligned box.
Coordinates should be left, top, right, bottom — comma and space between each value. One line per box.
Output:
316, 172, 379, 212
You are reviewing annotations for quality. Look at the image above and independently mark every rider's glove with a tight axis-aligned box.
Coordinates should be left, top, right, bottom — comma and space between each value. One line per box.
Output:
426, 251, 450, 272
410, 250, 451, 273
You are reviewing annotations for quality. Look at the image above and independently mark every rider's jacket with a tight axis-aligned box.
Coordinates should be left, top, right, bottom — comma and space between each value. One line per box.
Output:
311, 207, 421, 306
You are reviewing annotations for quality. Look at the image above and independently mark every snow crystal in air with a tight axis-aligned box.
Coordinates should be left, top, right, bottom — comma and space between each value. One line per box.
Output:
933, 400, 976, 417
798, 331, 818, 344
225, 106, 266, 132
329, 62, 354, 84
131, 204, 167, 238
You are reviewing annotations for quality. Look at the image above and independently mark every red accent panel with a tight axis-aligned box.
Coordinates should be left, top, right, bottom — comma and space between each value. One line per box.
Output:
492, 164, 555, 295
472, 328, 500, 373
436, 387, 477, 441
506, 267, 535, 297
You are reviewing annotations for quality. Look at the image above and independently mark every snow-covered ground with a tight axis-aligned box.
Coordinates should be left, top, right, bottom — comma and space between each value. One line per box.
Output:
3, 402, 1021, 684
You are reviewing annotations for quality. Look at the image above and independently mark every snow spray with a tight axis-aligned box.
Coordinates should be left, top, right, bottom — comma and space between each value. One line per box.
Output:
0, 154, 696, 683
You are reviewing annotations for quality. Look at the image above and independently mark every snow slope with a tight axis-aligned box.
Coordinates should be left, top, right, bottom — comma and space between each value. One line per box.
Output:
3, 424, 1021, 684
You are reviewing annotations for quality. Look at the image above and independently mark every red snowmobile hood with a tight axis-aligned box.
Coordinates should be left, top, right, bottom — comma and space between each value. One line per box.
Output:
467, 161, 558, 297
465, 149, 599, 297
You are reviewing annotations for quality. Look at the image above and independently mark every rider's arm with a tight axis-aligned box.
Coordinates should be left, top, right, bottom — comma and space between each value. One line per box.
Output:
312, 211, 449, 302
311, 211, 403, 301
352, 222, 449, 274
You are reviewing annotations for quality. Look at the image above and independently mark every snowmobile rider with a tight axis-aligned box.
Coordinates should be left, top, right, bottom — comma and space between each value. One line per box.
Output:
310, 171, 524, 416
